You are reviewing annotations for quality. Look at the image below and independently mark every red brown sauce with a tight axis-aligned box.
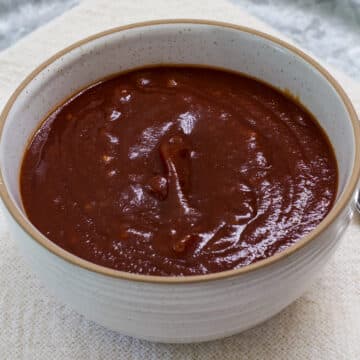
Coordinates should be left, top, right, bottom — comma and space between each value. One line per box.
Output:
20, 67, 338, 276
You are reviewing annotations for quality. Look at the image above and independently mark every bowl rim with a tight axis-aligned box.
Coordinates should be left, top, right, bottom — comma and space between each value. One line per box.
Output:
0, 19, 359, 284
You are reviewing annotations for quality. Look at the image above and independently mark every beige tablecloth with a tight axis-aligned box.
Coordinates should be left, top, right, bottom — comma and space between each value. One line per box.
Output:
0, 0, 359, 358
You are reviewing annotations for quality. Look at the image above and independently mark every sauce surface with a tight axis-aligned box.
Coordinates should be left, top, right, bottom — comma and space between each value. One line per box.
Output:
20, 67, 337, 276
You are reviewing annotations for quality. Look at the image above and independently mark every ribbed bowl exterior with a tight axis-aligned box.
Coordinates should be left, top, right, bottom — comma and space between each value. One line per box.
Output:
5, 203, 353, 343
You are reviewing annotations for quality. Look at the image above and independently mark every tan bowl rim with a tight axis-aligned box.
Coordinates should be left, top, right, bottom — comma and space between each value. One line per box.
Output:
0, 19, 359, 284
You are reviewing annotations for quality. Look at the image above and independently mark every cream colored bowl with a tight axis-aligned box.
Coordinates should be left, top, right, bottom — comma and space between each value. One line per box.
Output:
0, 20, 359, 343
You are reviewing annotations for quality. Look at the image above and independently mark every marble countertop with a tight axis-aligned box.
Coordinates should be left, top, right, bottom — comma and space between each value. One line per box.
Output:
234, 0, 360, 81
0, 0, 359, 81
0, 0, 77, 51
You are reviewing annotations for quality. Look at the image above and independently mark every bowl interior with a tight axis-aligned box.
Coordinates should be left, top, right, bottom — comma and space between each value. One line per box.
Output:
0, 21, 356, 241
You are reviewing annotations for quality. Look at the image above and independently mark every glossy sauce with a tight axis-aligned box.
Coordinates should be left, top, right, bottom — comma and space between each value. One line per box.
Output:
20, 67, 337, 276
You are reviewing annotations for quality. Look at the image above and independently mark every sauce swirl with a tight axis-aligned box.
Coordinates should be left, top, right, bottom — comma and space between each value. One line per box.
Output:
20, 67, 337, 275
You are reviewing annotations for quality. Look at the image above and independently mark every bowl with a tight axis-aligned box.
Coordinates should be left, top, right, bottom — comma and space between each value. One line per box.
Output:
0, 20, 359, 343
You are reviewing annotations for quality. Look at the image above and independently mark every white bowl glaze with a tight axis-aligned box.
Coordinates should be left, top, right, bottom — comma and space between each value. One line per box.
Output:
0, 20, 359, 343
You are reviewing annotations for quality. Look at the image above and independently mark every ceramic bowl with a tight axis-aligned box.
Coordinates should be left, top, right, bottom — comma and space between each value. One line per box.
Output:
0, 20, 359, 343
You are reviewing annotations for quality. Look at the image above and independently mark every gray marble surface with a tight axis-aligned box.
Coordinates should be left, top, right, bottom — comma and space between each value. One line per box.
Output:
233, 0, 360, 80
0, 0, 77, 51
0, 0, 359, 81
